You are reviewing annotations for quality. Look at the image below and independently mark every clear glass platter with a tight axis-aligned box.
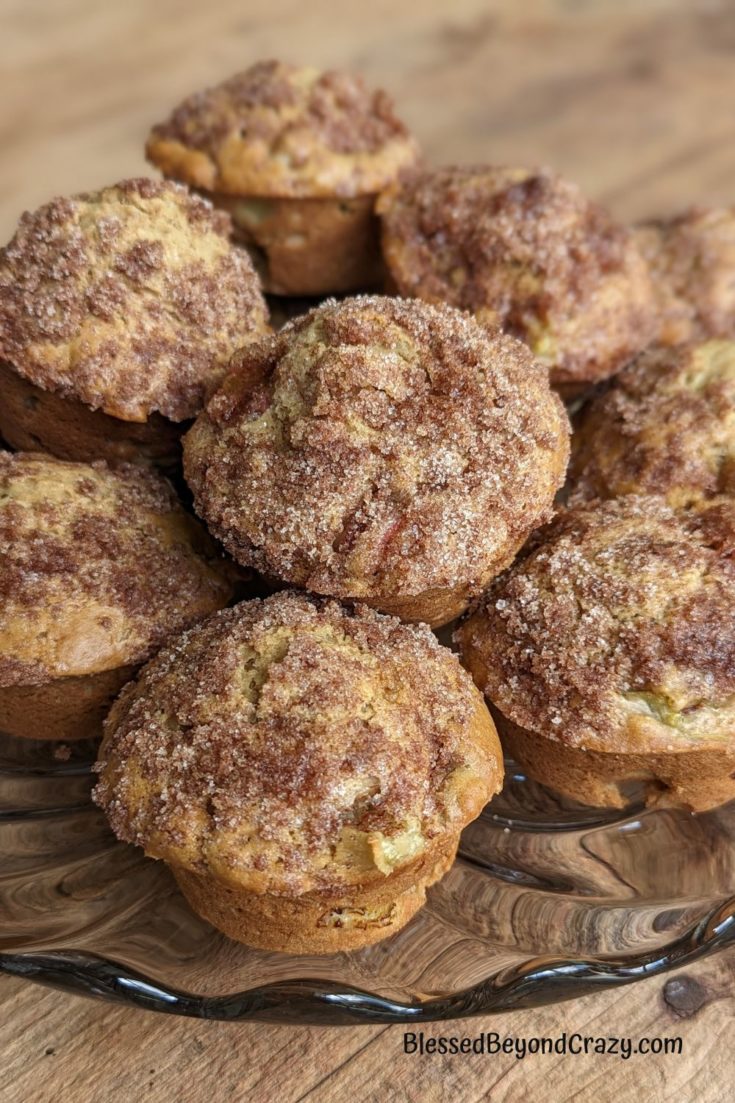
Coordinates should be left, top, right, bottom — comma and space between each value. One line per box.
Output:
2, 729, 734, 1024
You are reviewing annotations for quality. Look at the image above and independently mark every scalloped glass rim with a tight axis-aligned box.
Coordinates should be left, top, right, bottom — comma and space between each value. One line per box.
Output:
2, 731, 735, 1025
3, 905, 735, 1025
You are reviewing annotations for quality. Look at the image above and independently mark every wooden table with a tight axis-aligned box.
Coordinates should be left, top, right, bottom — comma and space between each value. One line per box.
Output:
3, 1, 735, 1099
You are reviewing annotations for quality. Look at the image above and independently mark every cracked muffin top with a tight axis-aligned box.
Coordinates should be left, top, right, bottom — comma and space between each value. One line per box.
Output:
0, 451, 234, 686
0, 178, 269, 423
377, 166, 656, 389
570, 340, 735, 507
183, 295, 570, 610
93, 591, 502, 895
456, 495, 735, 755
146, 60, 420, 199
634, 207, 735, 347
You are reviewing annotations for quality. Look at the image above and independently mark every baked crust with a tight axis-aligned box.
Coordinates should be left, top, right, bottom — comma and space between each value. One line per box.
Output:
0, 451, 234, 686
634, 207, 735, 347
93, 591, 503, 949
172, 836, 457, 953
0, 665, 136, 742
0, 178, 269, 423
0, 360, 183, 472
146, 61, 419, 199
456, 496, 735, 759
183, 295, 570, 627
494, 711, 735, 812
570, 340, 735, 506
377, 166, 656, 388
211, 194, 383, 296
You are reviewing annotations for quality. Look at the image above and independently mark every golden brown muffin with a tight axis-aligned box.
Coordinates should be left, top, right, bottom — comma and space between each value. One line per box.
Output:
456, 496, 735, 812
93, 590, 503, 953
183, 295, 570, 628
570, 340, 735, 506
377, 166, 656, 394
146, 61, 420, 295
0, 452, 234, 740
634, 207, 735, 347
0, 178, 269, 471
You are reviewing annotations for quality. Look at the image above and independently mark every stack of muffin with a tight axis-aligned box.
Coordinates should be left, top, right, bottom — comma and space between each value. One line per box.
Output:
1, 60, 733, 955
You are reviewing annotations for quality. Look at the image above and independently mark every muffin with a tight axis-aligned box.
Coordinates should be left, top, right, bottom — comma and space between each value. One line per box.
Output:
456, 496, 735, 812
570, 340, 735, 506
93, 591, 503, 953
183, 295, 570, 628
634, 207, 735, 346
0, 452, 234, 741
0, 178, 269, 471
146, 61, 420, 296
377, 166, 656, 395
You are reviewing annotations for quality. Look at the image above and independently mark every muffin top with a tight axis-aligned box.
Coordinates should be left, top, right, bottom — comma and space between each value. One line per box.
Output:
457, 496, 735, 754
146, 60, 420, 199
634, 207, 735, 347
377, 166, 656, 388
0, 452, 234, 686
93, 591, 502, 895
0, 178, 269, 423
183, 295, 570, 607
571, 340, 735, 507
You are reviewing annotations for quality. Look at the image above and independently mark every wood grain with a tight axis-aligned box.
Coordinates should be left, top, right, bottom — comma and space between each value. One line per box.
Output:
3, 955, 735, 1103
2, 0, 735, 1100
4, 0, 735, 238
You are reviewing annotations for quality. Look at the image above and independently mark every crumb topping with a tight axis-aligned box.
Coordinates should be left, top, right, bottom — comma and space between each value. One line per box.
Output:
0, 451, 233, 685
634, 206, 735, 347
93, 591, 501, 893
146, 60, 420, 198
377, 166, 656, 386
571, 340, 735, 506
457, 496, 735, 752
0, 178, 269, 422
183, 295, 570, 603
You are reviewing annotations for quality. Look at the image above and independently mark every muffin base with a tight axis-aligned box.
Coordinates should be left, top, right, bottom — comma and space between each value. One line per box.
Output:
0, 361, 183, 473
495, 711, 735, 813
257, 575, 480, 630
210, 194, 383, 296
0, 666, 137, 742
172, 834, 459, 954
370, 583, 481, 630
553, 378, 596, 403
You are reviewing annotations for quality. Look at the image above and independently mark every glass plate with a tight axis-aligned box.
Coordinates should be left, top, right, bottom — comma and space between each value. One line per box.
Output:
2, 730, 734, 1024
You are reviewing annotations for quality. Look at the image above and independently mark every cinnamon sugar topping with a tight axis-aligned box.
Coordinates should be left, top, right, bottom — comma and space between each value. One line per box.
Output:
634, 207, 735, 347
94, 591, 501, 893
146, 61, 419, 198
0, 452, 233, 685
0, 179, 269, 422
377, 166, 656, 387
183, 295, 569, 606
457, 496, 735, 753
571, 340, 735, 506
